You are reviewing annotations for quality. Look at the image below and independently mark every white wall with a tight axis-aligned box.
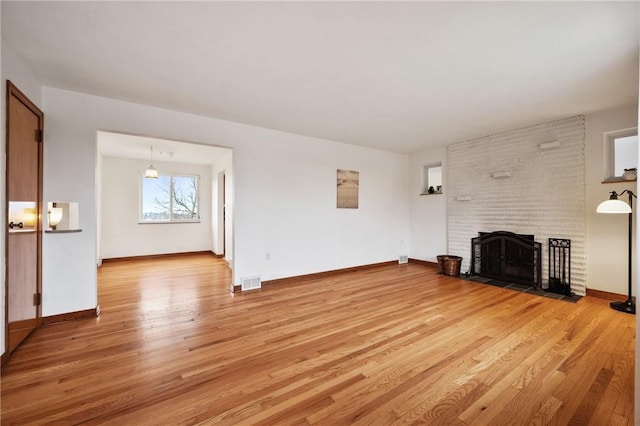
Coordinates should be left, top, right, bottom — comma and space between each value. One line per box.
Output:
1, 41, 43, 356
100, 156, 213, 258
40, 86, 410, 318
236, 140, 410, 280
42, 106, 98, 317
211, 151, 233, 261
585, 105, 638, 295
409, 146, 447, 262
96, 150, 103, 265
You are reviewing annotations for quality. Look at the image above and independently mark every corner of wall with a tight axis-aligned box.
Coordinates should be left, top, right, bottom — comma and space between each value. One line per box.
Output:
408, 146, 448, 262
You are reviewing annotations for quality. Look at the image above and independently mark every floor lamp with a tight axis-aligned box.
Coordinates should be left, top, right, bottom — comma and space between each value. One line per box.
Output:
596, 190, 636, 314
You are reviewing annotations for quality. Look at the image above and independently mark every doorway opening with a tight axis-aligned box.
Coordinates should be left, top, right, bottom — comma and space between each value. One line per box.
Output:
95, 130, 233, 274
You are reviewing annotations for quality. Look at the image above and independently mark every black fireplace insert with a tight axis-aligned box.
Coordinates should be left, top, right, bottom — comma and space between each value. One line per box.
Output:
470, 231, 542, 289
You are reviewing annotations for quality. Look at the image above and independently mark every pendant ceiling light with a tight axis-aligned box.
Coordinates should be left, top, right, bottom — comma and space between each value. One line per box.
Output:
145, 145, 158, 179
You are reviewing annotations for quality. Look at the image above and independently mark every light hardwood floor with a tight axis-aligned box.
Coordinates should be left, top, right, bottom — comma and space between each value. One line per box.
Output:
1, 254, 635, 425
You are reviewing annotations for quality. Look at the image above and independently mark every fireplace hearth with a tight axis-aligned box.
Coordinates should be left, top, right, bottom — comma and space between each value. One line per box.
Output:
470, 231, 542, 289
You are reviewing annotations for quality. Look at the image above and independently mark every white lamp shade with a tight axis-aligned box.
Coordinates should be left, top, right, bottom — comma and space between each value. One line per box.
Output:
145, 165, 158, 179
48, 207, 63, 226
596, 199, 631, 214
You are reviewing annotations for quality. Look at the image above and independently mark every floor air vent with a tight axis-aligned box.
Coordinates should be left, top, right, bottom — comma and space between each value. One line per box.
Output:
241, 276, 261, 291
399, 255, 409, 264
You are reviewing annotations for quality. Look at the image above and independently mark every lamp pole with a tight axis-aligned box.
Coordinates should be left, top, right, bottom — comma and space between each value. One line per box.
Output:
610, 190, 636, 314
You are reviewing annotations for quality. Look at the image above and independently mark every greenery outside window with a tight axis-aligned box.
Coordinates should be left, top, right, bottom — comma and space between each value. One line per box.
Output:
140, 174, 200, 222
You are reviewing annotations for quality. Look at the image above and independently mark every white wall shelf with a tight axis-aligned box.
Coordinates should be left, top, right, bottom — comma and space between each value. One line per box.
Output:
45, 229, 82, 234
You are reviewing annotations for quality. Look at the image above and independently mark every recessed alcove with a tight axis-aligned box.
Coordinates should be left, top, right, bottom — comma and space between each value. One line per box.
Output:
45, 202, 82, 233
7, 201, 38, 232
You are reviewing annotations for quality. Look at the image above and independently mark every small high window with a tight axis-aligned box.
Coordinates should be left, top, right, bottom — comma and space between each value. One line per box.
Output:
605, 128, 638, 181
140, 174, 200, 222
421, 163, 442, 195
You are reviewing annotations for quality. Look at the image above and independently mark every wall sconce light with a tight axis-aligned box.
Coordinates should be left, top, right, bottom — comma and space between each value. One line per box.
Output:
145, 145, 158, 179
596, 190, 636, 314
48, 206, 63, 230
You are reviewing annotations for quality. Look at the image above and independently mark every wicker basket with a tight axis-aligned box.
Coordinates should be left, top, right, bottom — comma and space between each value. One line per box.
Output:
437, 255, 462, 277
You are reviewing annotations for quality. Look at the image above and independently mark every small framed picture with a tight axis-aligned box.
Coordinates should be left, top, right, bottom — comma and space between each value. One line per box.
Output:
337, 169, 359, 209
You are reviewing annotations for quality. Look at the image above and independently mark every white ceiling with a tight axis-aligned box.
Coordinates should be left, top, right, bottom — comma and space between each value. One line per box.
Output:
2, 1, 639, 154
97, 131, 231, 166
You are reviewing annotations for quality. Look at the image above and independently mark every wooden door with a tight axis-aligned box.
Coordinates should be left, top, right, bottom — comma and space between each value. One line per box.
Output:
4, 81, 43, 361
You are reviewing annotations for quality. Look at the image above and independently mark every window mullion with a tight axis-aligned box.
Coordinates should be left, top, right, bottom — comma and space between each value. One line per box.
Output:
169, 176, 174, 221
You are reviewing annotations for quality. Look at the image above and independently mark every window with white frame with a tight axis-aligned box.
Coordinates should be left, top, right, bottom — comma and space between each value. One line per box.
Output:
605, 128, 638, 181
421, 163, 443, 195
140, 174, 200, 222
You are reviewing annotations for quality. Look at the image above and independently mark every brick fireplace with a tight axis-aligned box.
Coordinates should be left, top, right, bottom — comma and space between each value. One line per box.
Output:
446, 115, 586, 295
